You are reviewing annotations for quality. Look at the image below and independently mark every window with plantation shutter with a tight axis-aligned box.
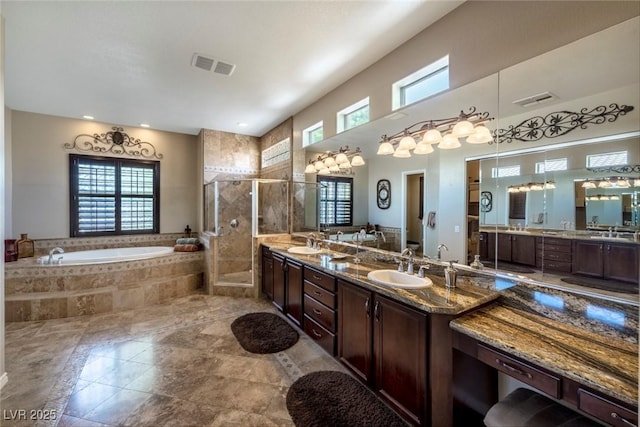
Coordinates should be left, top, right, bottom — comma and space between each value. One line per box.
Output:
317, 176, 353, 227
70, 154, 159, 237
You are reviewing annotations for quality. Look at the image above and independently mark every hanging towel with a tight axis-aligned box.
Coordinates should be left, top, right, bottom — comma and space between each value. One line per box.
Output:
427, 211, 436, 229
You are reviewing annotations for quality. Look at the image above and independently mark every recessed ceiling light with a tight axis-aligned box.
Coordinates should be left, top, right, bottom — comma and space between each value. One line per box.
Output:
140, 123, 150, 128
83, 115, 94, 120
237, 122, 248, 127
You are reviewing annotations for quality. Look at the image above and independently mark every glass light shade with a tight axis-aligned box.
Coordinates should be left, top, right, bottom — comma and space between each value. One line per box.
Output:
314, 160, 325, 170
376, 142, 395, 155
598, 180, 612, 188
529, 183, 544, 191
438, 134, 461, 149
317, 168, 330, 175
324, 156, 336, 167
599, 195, 610, 200
329, 164, 340, 172
466, 125, 493, 144
335, 152, 349, 164
413, 143, 434, 155
304, 164, 316, 174
610, 195, 620, 200
507, 187, 519, 193
422, 129, 442, 144
581, 181, 596, 189
350, 155, 365, 166
451, 120, 475, 138
615, 179, 630, 188
339, 161, 351, 169
398, 135, 417, 150
393, 149, 411, 158
544, 182, 556, 189
518, 186, 530, 192
634, 178, 640, 187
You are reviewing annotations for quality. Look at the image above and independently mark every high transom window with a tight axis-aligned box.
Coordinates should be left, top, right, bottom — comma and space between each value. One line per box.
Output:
337, 98, 370, 133
392, 55, 449, 110
69, 154, 160, 237
317, 176, 353, 227
303, 121, 324, 147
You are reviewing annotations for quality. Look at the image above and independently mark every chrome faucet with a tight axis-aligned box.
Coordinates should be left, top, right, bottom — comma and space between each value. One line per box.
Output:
417, 264, 430, 278
374, 231, 386, 249
335, 230, 344, 242
47, 247, 64, 264
307, 232, 319, 249
437, 243, 448, 261
401, 247, 415, 274
352, 231, 363, 263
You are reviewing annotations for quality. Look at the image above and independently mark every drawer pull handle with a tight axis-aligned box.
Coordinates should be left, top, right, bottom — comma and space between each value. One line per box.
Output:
313, 290, 322, 296
313, 275, 322, 280
495, 359, 533, 379
611, 412, 637, 427
312, 308, 322, 316
311, 329, 322, 338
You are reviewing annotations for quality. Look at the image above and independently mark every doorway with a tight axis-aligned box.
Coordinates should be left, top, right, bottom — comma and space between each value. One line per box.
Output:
402, 170, 426, 256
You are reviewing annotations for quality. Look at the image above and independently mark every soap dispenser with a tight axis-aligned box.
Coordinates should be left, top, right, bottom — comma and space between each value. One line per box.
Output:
445, 261, 457, 289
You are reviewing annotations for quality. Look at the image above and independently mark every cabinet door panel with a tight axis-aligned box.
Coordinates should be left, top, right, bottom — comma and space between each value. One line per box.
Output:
375, 295, 428, 425
286, 261, 303, 326
272, 255, 285, 311
604, 243, 639, 284
262, 256, 273, 299
496, 234, 512, 262
511, 235, 536, 266
338, 280, 372, 384
572, 241, 604, 277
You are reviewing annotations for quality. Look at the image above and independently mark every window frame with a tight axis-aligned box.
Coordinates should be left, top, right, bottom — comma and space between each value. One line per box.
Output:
392, 55, 449, 110
337, 97, 370, 133
316, 175, 354, 227
69, 154, 160, 237
303, 121, 324, 147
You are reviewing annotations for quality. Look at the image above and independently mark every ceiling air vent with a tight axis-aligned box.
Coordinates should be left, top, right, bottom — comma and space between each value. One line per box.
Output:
191, 53, 236, 76
512, 91, 556, 108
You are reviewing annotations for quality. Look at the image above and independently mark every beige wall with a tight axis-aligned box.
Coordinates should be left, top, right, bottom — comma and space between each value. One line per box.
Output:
10, 111, 199, 239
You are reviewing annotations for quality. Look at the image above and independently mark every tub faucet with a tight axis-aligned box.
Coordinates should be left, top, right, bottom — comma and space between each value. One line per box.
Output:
437, 243, 448, 261
48, 247, 64, 264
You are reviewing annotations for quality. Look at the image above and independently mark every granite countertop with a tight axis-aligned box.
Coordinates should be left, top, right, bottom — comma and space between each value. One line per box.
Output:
450, 282, 639, 406
480, 227, 640, 245
265, 240, 501, 315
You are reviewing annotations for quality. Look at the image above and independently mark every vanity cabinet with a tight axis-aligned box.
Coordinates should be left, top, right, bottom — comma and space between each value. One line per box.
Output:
338, 279, 428, 425
573, 240, 639, 284
540, 237, 572, 273
261, 246, 274, 300
303, 266, 337, 356
486, 232, 537, 266
271, 253, 303, 326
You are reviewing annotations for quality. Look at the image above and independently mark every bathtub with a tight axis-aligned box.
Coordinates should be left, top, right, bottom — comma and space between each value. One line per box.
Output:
37, 246, 174, 265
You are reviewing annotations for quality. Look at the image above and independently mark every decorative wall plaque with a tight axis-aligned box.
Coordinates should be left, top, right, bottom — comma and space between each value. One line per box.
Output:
65, 127, 163, 159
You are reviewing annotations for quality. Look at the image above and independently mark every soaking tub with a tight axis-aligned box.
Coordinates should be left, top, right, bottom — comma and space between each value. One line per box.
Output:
37, 246, 174, 265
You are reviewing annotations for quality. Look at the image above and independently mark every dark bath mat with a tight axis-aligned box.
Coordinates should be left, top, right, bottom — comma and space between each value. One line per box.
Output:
286, 371, 407, 427
230, 312, 298, 354
561, 276, 639, 294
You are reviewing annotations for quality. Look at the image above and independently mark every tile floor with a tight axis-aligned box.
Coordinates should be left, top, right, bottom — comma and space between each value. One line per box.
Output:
2, 294, 346, 427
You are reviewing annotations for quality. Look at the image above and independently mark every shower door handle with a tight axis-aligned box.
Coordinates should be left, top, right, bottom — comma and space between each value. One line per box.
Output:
230, 219, 239, 229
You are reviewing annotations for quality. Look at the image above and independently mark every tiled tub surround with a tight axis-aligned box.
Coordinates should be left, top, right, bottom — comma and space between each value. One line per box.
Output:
5, 251, 204, 322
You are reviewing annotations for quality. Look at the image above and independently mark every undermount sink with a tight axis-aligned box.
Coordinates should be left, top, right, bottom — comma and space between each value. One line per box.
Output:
287, 246, 324, 255
367, 269, 433, 289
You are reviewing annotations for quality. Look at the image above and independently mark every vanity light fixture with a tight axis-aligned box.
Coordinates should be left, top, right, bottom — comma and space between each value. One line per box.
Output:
376, 107, 493, 158
507, 181, 556, 193
305, 145, 366, 174
582, 176, 639, 189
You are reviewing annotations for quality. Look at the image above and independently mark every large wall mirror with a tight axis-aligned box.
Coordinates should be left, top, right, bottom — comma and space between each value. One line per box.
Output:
299, 16, 639, 302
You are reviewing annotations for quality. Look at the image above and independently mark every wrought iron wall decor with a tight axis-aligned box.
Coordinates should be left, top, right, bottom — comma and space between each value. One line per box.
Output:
491, 103, 634, 144
64, 127, 163, 159
587, 164, 640, 174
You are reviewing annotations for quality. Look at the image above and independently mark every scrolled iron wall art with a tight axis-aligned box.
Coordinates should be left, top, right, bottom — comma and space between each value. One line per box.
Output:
64, 127, 163, 159
490, 103, 634, 144
587, 165, 640, 174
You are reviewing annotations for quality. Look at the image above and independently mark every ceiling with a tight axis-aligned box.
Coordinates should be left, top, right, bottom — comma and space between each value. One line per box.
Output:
2, 0, 464, 136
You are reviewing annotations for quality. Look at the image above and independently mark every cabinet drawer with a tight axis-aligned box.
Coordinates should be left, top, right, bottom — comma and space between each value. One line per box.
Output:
543, 251, 572, 262
542, 238, 572, 247
543, 243, 572, 253
544, 260, 572, 273
304, 267, 336, 292
578, 389, 638, 427
304, 314, 336, 356
478, 345, 561, 398
304, 281, 336, 309
304, 294, 336, 332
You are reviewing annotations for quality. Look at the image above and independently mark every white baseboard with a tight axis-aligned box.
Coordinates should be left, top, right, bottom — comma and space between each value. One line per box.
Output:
0, 372, 8, 390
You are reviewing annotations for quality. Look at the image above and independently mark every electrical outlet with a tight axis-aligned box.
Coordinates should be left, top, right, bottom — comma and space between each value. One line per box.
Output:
454, 225, 460, 233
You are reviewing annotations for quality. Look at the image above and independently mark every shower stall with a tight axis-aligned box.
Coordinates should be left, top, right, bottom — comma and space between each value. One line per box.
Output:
204, 179, 289, 288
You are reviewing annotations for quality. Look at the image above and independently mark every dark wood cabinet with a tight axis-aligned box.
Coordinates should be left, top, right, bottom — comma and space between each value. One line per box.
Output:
338, 279, 428, 425
272, 253, 286, 311
541, 236, 572, 273
285, 260, 303, 326
302, 266, 337, 356
338, 279, 372, 383
261, 246, 274, 300
496, 233, 512, 262
574, 240, 639, 284
511, 234, 536, 266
